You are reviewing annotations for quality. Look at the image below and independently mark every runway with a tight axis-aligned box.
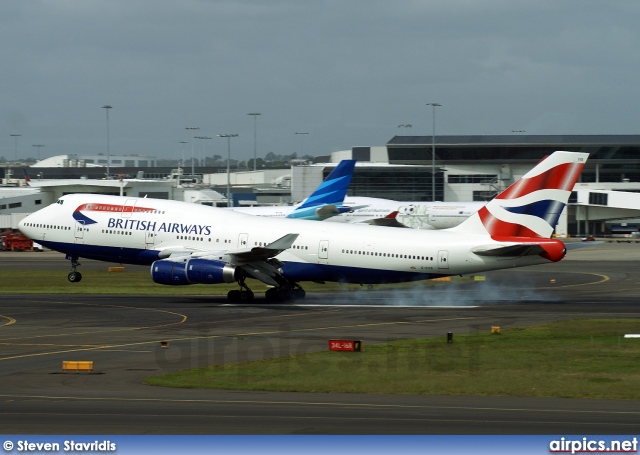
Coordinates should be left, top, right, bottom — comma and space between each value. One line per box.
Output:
1, 243, 639, 434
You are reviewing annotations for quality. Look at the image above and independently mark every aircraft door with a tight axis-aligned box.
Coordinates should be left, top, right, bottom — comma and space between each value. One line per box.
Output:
438, 250, 449, 270
74, 220, 85, 241
122, 199, 137, 218
238, 233, 249, 249
319, 240, 329, 260
145, 229, 155, 247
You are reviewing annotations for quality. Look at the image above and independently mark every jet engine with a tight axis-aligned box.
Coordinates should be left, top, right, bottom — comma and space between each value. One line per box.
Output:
151, 260, 190, 286
185, 258, 240, 284
151, 259, 241, 285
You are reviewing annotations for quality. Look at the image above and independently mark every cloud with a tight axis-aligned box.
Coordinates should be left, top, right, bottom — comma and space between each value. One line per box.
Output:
2, 0, 639, 160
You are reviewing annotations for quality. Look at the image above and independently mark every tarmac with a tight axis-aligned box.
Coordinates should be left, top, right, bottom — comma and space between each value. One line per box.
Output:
0, 242, 639, 434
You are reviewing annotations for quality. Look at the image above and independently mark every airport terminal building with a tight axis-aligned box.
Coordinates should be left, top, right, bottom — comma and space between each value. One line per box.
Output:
4, 134, 640, 237
321, 134, 640, 202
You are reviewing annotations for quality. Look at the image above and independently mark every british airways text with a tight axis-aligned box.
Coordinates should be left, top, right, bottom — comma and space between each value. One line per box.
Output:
107, 218, 212, 235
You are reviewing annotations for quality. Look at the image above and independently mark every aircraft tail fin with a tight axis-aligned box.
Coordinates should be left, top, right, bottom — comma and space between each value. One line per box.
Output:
23, 168, 31, 186
294, 160, 356, 211
451, 151, 588, 239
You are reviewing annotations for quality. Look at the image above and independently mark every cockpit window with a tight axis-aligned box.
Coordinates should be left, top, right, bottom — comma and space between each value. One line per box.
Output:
54, 199, 64, 205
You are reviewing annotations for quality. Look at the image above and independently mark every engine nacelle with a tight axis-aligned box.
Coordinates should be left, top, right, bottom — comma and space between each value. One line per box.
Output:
151, 260, 190, 286
185, 258, 240, 284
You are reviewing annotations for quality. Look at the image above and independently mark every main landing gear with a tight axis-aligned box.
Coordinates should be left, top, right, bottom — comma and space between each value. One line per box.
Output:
264, 283, 306, 303
227, 277, 254, 303
67, 256, 82, 283
226, 276, 306, 303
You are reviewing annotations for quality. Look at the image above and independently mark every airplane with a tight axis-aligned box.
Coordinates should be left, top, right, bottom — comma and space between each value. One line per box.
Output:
18, 151, 588, 303
230, 159, 482, 229
231, 159, 358, 220
231, 160, 487, 229
322, 197, 487, 229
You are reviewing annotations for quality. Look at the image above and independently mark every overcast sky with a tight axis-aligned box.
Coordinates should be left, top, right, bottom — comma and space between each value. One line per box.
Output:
2, 0, 639, 163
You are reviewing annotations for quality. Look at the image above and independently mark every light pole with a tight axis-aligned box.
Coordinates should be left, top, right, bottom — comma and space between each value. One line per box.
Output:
32, 144, 44, 161
102, 105, 112, 179
397, 124, 412, 136
248, 113, 261, 171
179, 141, 188, 173
10, 134, 21, 162
295, 132, 309, 154
217, 134, 238, 207
426, 103, 441, 202
185, 127, 199, 177
196, 136, 212, 167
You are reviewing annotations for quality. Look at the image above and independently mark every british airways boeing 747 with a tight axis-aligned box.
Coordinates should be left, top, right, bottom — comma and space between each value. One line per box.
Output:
18, 151, 588, 302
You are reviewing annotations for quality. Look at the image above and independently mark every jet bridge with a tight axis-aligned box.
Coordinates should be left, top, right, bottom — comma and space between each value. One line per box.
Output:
573, 189, 640, 236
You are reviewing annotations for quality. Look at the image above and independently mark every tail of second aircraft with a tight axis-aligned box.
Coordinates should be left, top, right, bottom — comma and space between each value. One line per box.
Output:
287, 159, 356, 220
452, 151, 588, 240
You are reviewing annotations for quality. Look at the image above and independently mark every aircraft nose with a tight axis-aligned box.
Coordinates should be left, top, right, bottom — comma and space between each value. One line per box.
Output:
18, 213, 35, 236
18, 215, 28, 233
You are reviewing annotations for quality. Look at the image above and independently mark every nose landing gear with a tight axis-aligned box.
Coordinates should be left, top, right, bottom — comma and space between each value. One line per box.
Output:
66, 256, 82, 283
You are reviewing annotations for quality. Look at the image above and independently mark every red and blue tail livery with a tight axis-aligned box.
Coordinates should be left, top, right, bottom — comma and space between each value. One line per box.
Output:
456, 151, 587, 240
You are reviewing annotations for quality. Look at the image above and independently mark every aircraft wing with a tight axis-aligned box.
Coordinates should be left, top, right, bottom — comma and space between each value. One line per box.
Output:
228, 233, 299, 263
155, 233, 299, 287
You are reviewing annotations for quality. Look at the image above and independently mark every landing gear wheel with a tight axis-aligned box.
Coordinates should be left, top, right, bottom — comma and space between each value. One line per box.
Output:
239, 289, 254, 302
227, 289, 254, 303
265, 287, 279, 302
292, 288, 306, 300
67, 256, 82, 283
68, 271, 82, 283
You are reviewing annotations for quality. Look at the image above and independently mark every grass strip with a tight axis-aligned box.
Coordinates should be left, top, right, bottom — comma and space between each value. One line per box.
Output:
144, 319, 640, 399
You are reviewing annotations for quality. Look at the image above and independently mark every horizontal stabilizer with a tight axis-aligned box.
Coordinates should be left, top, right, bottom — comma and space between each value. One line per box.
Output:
362, 211, 408, 228
315, 204, 341, 218
472, 243, 545, 257
565, 240, 604, 250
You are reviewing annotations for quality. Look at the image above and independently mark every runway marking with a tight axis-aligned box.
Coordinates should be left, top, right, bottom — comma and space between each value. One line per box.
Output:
534, 272, 610, 289
0, 393, 639, 417
0, 314, 16, 327
0, 300, 188, 342
0, 343, 101, 347
0, 316, 479, 361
